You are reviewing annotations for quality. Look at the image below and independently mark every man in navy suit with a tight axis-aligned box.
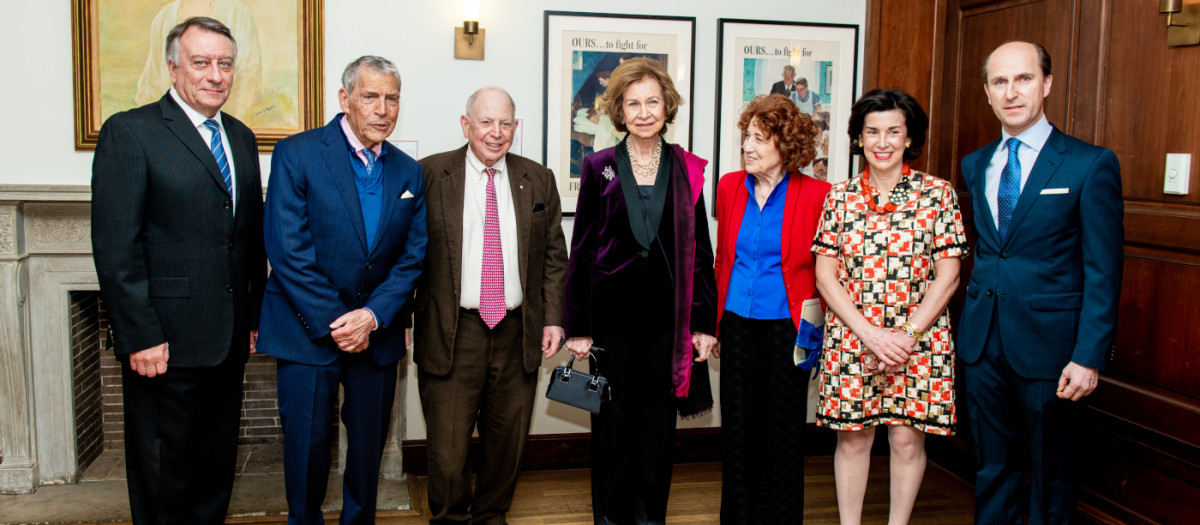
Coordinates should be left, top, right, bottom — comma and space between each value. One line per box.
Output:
258, 55, 427, 524
92, 17, 266, 524
959, 41, 1123, 524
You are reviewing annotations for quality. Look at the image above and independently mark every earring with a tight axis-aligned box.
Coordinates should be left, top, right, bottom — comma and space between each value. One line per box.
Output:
905, 139, 912, 148
856, 139, 863, 148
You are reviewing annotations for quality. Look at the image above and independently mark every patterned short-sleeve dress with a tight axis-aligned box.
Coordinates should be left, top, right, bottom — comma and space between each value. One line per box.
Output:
810, 170, 968, 435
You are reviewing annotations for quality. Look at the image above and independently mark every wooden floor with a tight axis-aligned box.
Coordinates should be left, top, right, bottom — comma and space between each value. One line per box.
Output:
396, 457, 973, 525
85, 457, 976, 524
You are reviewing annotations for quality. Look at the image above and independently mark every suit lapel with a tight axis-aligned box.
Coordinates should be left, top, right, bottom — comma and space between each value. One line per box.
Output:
225, 117, 255, 223
973, 140, 1002, 245
1004, 128, 1065, 247
319, 120, 369, 252
368, 146, 403, 258
440, 149, 467, 297
508, 156, 531, 289
160, 96, 228, 194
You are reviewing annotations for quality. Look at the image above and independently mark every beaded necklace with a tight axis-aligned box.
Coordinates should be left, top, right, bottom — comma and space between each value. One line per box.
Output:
860, 163, 911, 214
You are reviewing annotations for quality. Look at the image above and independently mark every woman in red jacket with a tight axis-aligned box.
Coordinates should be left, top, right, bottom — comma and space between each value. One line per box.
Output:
713, 94, 831, 523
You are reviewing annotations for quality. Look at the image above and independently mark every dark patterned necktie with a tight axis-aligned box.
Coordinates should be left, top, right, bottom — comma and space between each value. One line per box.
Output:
997, 137, 1021, 241
362, 148, 376, 173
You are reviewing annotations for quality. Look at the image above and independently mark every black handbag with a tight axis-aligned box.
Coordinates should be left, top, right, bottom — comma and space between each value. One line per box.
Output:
546, 350, 610, 414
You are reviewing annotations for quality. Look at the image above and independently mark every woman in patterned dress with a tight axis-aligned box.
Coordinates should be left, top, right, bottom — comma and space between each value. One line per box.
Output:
811, 89, 968, 524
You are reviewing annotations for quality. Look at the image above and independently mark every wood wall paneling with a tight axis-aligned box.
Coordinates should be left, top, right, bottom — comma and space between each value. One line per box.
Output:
1113, 255, 1200, 397
1104, 1, 1200, 205
905, 0, 1200, 523
865, 0, 946, 173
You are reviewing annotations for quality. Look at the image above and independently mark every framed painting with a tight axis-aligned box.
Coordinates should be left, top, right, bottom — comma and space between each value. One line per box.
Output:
71, 0, 323, 152
543, 11, 695, 214
713, 18, 859, 204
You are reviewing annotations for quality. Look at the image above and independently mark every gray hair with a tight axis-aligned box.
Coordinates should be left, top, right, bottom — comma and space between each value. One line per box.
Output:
165, 17, 237, 66
465, 87, 516, 118
782, 65, 796, 74
341, 56, 402, 94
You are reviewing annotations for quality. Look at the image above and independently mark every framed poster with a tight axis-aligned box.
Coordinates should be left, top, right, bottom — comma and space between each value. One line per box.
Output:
543, 11, 695, 214
713, 19, 859, 202
71, 0, 324, 152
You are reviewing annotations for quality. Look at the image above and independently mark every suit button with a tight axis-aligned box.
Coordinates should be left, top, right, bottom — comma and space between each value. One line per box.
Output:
999, 252, 1008, 260
366, 262, 373, 269
223, 200, 232, 209
640, 250, 649, 258
226, 284, 234, 292
356, 292, 362, 299
782, 267, 789, 273
228, 243, 235, 251
986, 289, 994, 297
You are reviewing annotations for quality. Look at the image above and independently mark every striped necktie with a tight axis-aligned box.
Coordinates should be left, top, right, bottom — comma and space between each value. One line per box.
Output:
202, 119, 233, 200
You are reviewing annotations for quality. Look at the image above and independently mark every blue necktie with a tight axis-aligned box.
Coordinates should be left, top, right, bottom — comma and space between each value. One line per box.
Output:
203, 119, 233, 198
362, 148, 376, 174
997, 137, 1021, 241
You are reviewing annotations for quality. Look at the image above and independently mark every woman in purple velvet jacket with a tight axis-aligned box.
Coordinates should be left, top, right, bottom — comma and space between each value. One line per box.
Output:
563, 57, 718, 524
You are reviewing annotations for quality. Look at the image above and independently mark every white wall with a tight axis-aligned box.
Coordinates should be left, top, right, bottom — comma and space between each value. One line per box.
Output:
0, 1, 865, 439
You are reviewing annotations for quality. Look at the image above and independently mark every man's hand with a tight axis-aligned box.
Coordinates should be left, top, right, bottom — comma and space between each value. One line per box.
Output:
565, 336, 593, 360
692, 332, 717, 362
330, 309, 376, 353
129, 342, 170, 378
542, 325, 566, 359
1057, 362, 1099, 401
249, 330, 259, 354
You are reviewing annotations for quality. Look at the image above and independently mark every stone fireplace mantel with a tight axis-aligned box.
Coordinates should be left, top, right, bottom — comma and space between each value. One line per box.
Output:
0, 185, 406, 494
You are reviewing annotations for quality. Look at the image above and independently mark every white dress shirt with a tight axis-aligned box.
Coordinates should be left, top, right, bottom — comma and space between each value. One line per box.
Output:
985, 114, 1053, 228
460, 150, 523, 309
170, 87, 238, 211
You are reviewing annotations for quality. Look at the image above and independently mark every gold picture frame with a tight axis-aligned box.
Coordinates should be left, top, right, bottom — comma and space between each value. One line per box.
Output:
71, 0, 324, 152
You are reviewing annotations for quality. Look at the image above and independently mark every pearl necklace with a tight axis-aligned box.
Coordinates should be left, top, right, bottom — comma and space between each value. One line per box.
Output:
629, 141, 662, 180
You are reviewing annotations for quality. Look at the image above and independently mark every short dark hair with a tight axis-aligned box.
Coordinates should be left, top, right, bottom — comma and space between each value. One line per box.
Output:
737, 94, 819, 173
847, 88, 929, 163
981, 40, 1052, 82
166, 17, 237, 66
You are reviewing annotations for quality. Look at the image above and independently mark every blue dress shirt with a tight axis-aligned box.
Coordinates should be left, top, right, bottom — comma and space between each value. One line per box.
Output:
725, 174, 791, 320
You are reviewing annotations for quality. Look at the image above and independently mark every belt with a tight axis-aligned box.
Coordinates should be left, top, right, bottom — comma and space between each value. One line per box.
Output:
459, 305, 522, 315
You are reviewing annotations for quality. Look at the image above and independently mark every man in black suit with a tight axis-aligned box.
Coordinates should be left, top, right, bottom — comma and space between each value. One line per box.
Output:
91, 16, 266, 525
769, 64, 798, 96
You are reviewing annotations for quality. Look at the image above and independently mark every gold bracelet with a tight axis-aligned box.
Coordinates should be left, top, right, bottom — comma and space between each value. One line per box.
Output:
896, 322, 924, 340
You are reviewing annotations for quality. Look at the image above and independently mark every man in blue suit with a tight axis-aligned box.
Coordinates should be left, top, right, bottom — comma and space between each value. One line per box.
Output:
959, 41, 1123, 524
258, 55, 427, 524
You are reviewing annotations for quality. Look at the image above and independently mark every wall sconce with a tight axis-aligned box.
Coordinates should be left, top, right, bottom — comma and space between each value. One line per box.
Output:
1160, 0, 1200, 47
454, 0, 485, 60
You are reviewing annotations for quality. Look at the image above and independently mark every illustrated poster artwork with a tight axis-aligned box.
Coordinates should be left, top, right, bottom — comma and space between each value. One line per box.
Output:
544, 13, 695, 213
715, 21, 859, 188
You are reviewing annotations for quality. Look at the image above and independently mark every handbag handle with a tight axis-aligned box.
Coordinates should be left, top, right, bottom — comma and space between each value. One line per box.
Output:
560, 346, 605, 381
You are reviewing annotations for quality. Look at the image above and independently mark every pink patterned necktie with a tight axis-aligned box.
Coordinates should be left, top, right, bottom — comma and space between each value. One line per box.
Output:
480, 167, 505, 328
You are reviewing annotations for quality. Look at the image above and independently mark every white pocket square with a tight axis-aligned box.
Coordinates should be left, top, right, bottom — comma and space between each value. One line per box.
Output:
400, 190, 415, 199
1040, 187, 1069, 195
